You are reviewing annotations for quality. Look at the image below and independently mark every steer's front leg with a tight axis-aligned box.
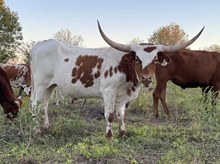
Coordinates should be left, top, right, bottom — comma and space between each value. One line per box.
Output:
103, 90, 116, 139
116, 104, 126, 137
105, 111, 114, 139
31, 101, 43, 135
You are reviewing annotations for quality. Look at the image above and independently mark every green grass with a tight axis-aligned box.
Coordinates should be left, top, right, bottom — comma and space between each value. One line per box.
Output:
0, 82, 220, 163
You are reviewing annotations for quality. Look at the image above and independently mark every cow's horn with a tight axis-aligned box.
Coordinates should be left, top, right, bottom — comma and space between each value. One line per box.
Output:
97, 20, 131, 52
163, 26, 205, 52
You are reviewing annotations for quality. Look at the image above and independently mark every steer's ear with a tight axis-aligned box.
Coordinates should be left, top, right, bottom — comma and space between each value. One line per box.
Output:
122, 51, 137, 63
14, 98, 23, 108
155, 52, 171, 66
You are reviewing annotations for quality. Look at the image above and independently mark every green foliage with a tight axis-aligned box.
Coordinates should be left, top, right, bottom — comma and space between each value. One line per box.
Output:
50, 116, 89, 138
148, 23, 188, 45
0, 1, 23, 63
73, 138, 120, 159
17, 40, 36, 64
160, 137, 201, 163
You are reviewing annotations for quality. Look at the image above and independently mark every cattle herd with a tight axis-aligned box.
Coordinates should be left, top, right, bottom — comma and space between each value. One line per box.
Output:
1, 21, 218, 139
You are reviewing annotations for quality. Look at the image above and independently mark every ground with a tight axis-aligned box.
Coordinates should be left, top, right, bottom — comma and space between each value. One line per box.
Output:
0, 85, 220, 163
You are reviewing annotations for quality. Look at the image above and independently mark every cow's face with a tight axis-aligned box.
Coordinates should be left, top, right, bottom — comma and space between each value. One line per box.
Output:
23, 85, 31, 96
3, 99, 22, 119
141, 52, 171, 87
141, 61, 155, 88
120, 52, 143, 86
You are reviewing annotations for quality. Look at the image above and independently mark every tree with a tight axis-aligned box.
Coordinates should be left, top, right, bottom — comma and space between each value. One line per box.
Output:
17, 40, 36, 64
148, 23, 188, 45
127, 37, 145, 45
53, 29, 83, 47
0, 0, 23, 63
203, 44, 220, 53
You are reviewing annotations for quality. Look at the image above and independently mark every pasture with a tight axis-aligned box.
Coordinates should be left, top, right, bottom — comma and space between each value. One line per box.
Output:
0, 82, 220, 163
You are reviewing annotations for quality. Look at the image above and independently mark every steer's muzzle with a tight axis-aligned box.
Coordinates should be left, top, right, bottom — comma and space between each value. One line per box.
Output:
6, 110, 18, 120
23, 85, 31, 96
141, 74, 153, 88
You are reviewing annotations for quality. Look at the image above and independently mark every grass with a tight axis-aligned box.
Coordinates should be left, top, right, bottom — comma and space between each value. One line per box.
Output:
0, 82, 220, 163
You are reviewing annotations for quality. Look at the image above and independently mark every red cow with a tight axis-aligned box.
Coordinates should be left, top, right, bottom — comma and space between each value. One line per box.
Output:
142, 49, 220, 117
0, 67, 22, 119
0, 63, 31, 97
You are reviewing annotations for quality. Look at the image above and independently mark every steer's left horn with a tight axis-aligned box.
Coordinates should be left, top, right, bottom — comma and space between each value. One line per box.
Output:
97, 20, 131, 52
163, 26, 205, 52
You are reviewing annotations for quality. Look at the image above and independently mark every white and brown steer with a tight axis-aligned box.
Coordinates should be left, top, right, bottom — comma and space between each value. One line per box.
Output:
0, 63, 31, 97
30, 21, 203, 138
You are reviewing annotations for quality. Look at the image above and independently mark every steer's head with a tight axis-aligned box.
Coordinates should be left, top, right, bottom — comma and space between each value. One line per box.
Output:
120, 51, 143, 86
3, 98, 22, 119
23, 85, 31, 96
141, 60, 156, 88
97, 20, 204, 87
141, 51, 172, 87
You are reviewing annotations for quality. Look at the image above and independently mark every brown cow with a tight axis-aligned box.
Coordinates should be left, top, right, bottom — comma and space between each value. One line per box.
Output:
0, 63, 31, 97
142, 49, 220, 117
0, 67, 22, 119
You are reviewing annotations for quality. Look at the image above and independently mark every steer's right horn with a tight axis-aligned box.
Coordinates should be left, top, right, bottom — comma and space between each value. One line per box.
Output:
97, 20, 131, 52
162, 26, 205, 52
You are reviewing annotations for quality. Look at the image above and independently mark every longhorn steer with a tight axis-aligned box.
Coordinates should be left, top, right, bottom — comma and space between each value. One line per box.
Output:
142, 49, 220, 117
0, 63, 31, 97
30, 21, 203, 138
0, 67, 22, 119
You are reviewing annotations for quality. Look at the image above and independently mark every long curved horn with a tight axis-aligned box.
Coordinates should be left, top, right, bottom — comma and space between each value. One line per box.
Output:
97, 20, 131, 52
162, 26, 205, 52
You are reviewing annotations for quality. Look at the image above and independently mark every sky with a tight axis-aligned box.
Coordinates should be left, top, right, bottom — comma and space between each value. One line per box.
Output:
4, 0, 220, 50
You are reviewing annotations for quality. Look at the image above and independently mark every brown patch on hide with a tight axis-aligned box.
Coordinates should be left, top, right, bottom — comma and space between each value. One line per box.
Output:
71, 78, 77, 84
71, 55, 104, 87
127, 89, 131, 96
72, 67, 77, 77
108, 112, 114, 123
104, 70, 108, 78
64, 58, 69, 62
131, 86, 136, 91
109, 66, 113, 77
144, 46, 157, 53
94, 71, 101, 78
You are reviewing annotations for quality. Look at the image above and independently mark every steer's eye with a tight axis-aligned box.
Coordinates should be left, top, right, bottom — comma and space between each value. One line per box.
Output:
135, 56, 141, 63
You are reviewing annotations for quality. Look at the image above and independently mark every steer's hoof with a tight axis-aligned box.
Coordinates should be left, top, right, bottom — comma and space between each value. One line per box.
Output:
165, 114, 172, 122
105, 130, 113, 140
44, 122, 50, 129
119, 131, 128, 139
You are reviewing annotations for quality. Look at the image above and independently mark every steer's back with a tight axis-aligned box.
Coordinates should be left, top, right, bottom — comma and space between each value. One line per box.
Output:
155, 49, 220, 88
30, 39, 126, 99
